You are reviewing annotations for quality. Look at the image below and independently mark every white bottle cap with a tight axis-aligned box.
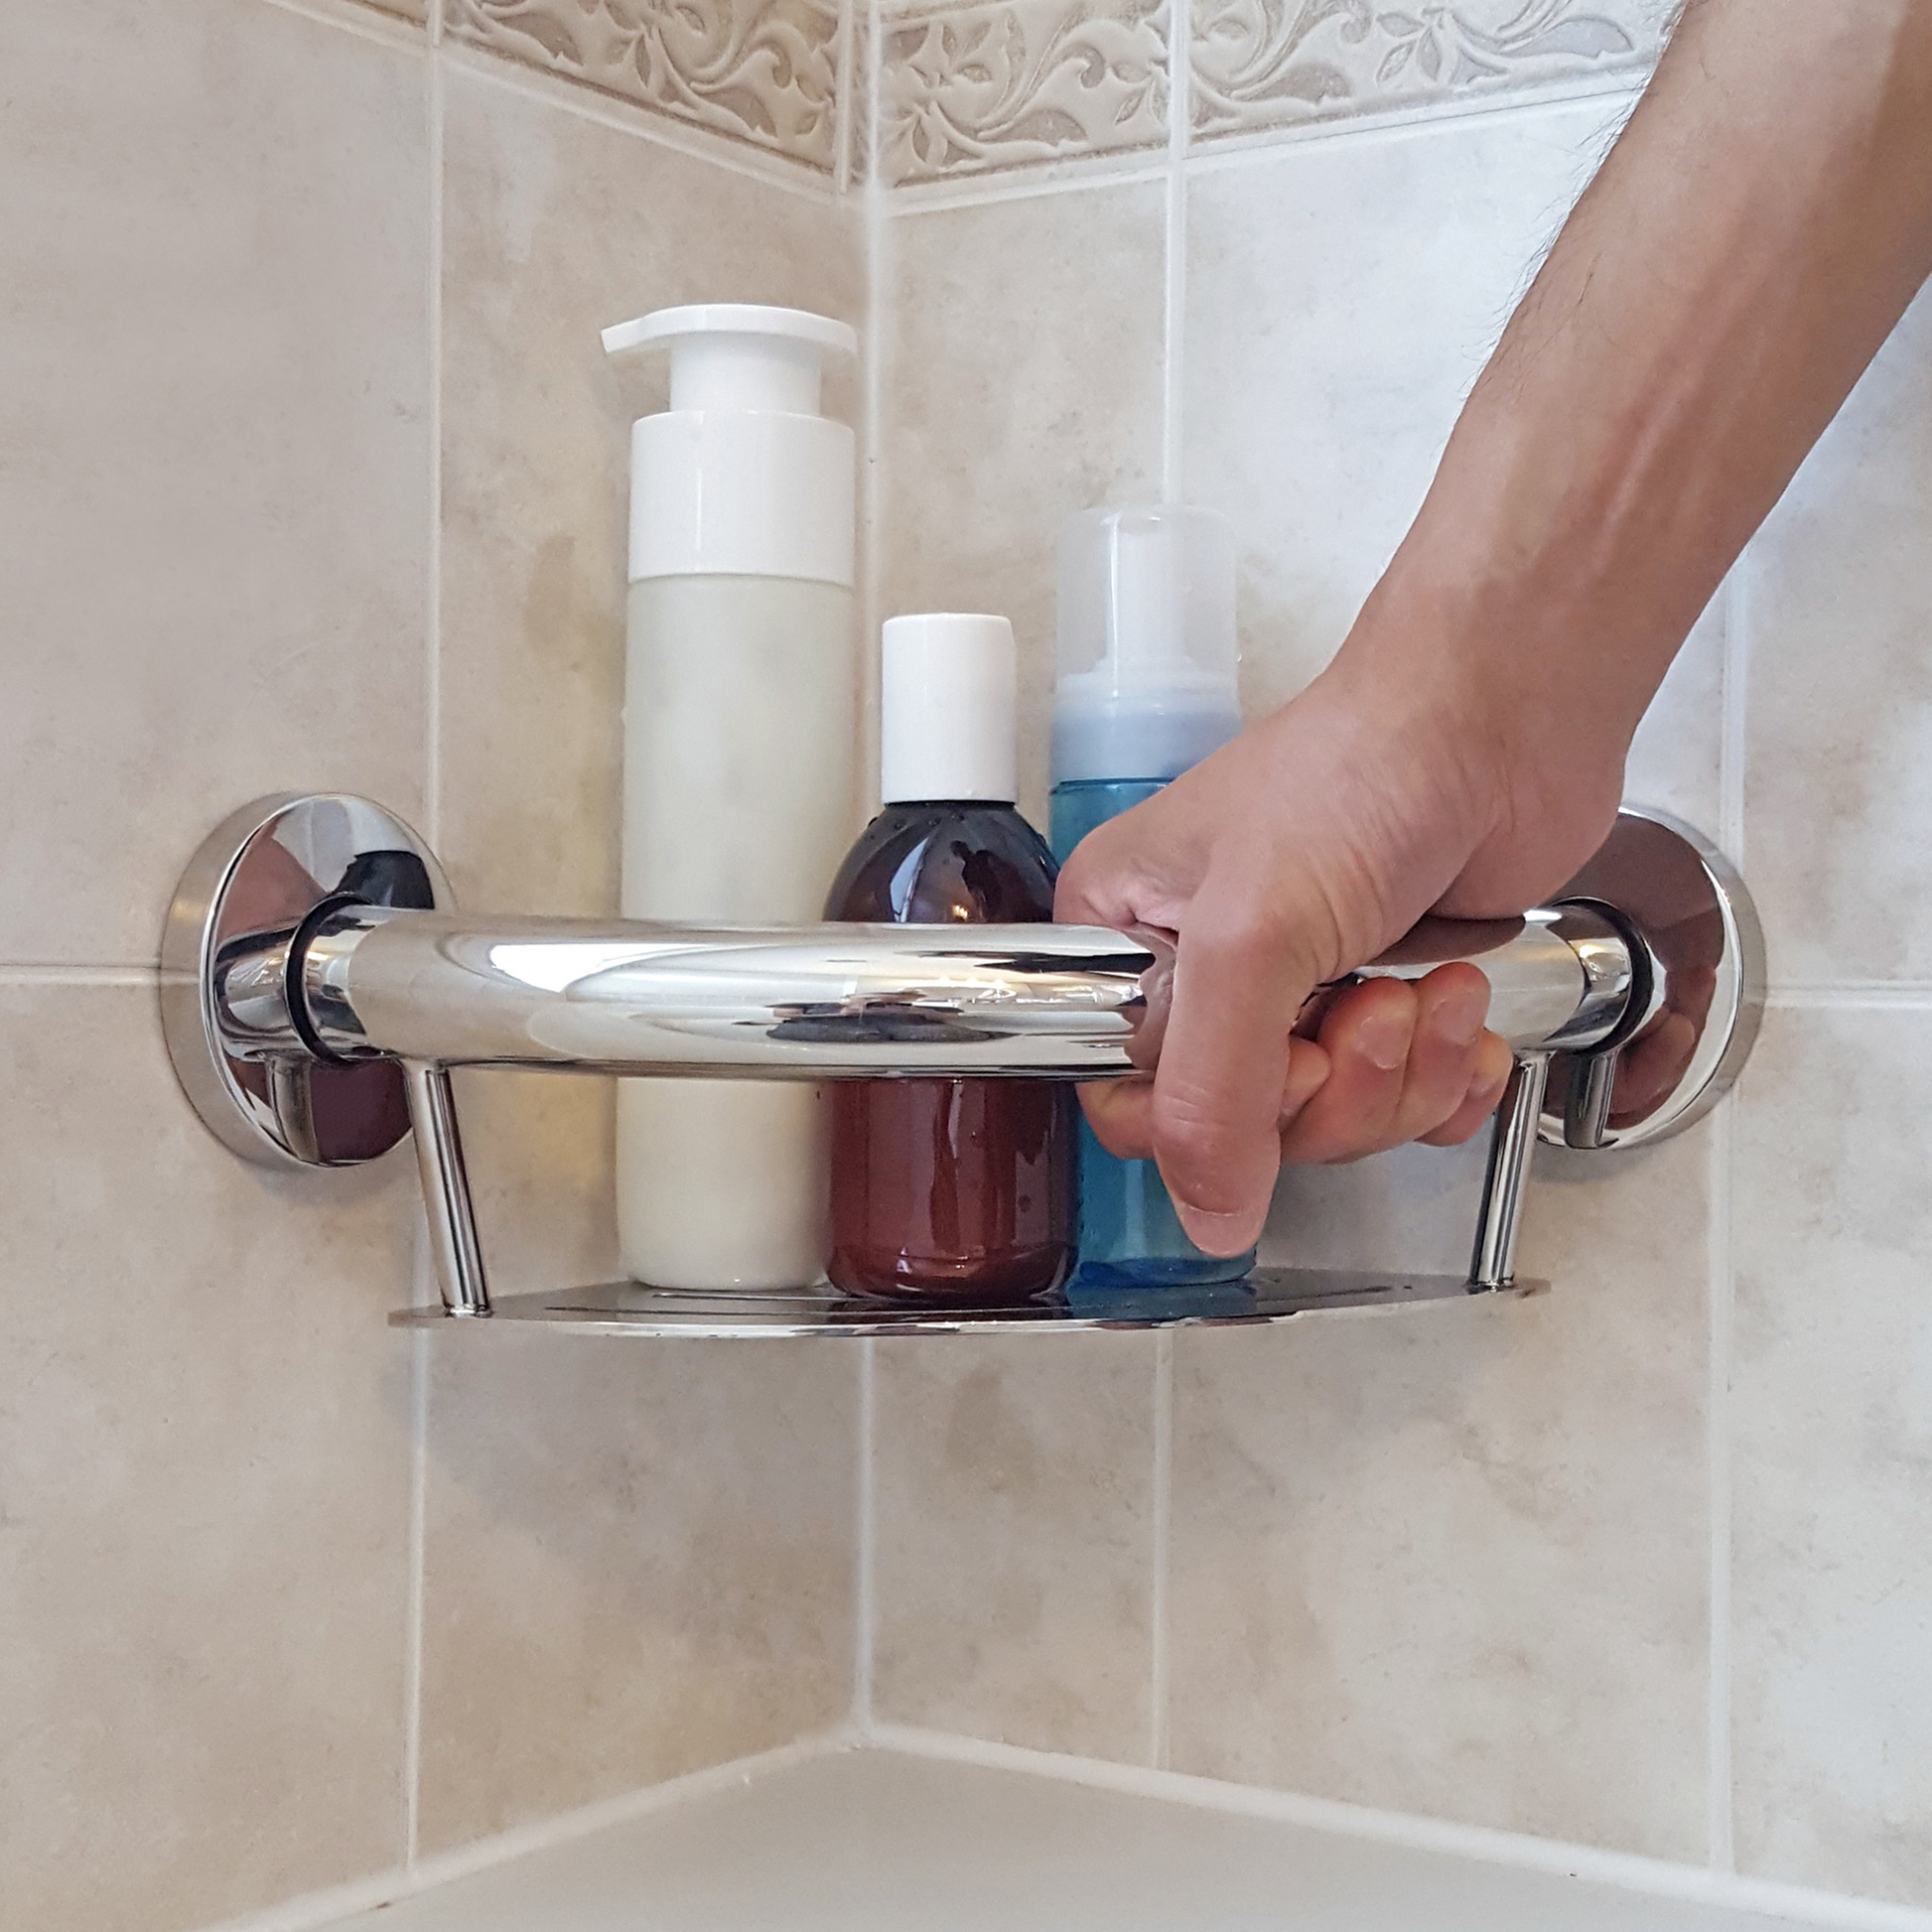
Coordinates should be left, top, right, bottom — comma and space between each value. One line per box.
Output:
1052, 505, 1242, 783
880, 614, 1018, 805
602, 304, 857, 587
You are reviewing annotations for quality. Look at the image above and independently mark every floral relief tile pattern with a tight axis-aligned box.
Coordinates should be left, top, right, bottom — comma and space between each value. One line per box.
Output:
878, 0, 1169, 184
1191, 0, 1672, 144
445, 0, 844, 172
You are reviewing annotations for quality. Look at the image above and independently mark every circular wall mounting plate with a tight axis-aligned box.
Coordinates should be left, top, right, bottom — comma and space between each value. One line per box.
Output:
160, 793, 448, 1171
1539, 806, 1763, 1151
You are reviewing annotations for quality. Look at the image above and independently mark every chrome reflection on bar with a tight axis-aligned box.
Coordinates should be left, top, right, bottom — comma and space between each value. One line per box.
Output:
283, 903, 1625, 1078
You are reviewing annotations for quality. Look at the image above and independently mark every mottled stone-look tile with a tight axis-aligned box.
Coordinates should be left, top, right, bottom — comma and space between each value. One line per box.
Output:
439, 67, 863, 920
1742, 285, 1932, 987
416, 1331, 856, 1852
882, 183, 1165, 823
1183, 98, 1630, 718
450, 1067, 620, 1299
0, 0, 430, 966
0, 986, 416, 1932
874, 1336, 1157, 1760
1627, 591, 1725, 834
1731, 1009, 1932, 1906
1173, 1128, 1712, 1859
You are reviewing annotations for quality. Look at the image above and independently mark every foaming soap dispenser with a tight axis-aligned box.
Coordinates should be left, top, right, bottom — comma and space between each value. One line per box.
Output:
1048, 506, 1251, 1290
602, 304, 858, 1290
824, 615, 1074, 1305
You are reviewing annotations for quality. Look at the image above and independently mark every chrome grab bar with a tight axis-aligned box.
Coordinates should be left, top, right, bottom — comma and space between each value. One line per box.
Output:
163, 795, 1762, 1325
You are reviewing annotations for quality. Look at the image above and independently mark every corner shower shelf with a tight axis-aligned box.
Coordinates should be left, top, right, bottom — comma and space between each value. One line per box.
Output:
386, 1269, 1534, 1338
165, 795, 1761, 1340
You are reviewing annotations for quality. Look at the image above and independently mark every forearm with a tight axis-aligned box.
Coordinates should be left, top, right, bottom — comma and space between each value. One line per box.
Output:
1361, 0, 1932, 761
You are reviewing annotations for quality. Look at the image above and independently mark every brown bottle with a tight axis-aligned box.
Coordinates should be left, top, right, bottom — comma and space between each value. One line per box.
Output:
824, 614, 1074, 1305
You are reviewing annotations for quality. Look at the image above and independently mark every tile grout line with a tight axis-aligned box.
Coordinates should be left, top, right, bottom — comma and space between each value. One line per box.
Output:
436, 38, 840, 204
0, 964, 158, 985
832, 0, 855, 197
886, 157, 1171, 216
403, 14, 444, 1867
1719, 564, 1747, 865
425, 14, 445, 853
1706, 1098, 1735, 1872
1707, 556, 1745, 1873
854, 1337, 878, 1731
860, 0, 885, 812
1182, 68, 1651, 171
871, 1725, 1932, 1932
852, 0, 884, 1742
877, 72, 1650, 215
200, 1736, 846, 1932
402, 1312, 430, 1866
1149, 1331, 1173, 1769
1766, 985, 1932, 1008
253, 0, 425, 54
1159, 0, 1190, 502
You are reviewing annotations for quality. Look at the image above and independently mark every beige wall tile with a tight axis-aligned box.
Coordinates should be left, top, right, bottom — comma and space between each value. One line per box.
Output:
1172, 1128, 1712, 1860
1731, 1009, 1932, 1906
439, 67, 864, 920
0, 985, 416, 1932
1627, 592, 1725, 834
873, 1336, 1156, 1760
449, 1067, 621, 1298
1185, 101, 1615, 704
1742, 287, 1932, 987
0, 0, 431, 966
882, 184, 1166, 823
1184, 97, 1722, 829
416, 1331, 856, 1853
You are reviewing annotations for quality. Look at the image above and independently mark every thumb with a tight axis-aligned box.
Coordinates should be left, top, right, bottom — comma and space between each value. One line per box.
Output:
1151, 882, 1325, 1256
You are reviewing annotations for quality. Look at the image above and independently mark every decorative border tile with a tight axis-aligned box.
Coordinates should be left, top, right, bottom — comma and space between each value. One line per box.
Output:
1190, 0, 1671, 144
445, 0, 845, 173
877, 0, 1170, 186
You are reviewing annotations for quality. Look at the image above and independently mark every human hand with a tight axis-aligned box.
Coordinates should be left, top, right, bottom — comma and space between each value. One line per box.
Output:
1052, 566, 1631, 1258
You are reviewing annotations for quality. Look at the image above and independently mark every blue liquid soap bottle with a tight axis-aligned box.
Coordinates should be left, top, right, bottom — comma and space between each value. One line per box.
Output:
1048, 506, 1252, 1290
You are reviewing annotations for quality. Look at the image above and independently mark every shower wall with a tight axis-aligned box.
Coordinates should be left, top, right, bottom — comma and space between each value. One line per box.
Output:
0, 4, 860, 1927
7, 0, 1932, 1926
866, 0, 1932, 1916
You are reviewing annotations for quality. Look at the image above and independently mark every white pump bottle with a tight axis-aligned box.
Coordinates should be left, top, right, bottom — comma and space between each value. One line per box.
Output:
602, 304, 858, 1289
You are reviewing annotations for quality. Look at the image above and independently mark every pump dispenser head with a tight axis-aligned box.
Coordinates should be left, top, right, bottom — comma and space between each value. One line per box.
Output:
602, 304, 856, 413
1052, 505, 1241, 784
601, 303, 857, 587
881, 613, 1018, 805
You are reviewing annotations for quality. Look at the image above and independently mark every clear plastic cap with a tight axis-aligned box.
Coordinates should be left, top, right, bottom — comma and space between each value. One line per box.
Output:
1052, 505, 1241, 784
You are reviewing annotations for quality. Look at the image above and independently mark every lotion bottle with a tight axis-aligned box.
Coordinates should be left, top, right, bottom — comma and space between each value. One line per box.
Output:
825, 614, 1074, 1305
1048, 506, 1251, 1290
602, 304, 857, 1289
